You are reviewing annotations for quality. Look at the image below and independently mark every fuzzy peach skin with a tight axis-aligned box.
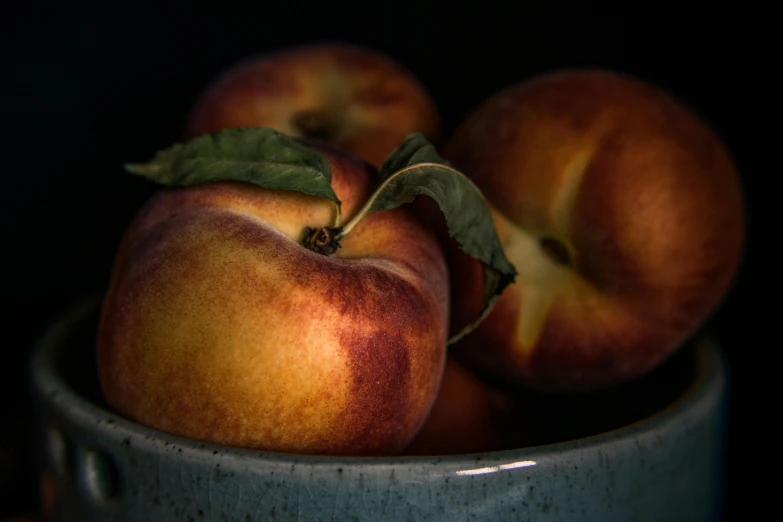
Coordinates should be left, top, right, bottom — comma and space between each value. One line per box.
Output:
186, 42, 440, 167
97, 142, 449, 455
443, 69, 745, 391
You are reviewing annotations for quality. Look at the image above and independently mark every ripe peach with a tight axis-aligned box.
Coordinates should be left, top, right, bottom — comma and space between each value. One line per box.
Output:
186, 42, 440, 167
444, 70, 744, 391
97, 141, 449, 455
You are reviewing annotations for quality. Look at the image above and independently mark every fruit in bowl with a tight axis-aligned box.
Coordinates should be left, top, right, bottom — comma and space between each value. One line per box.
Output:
186, 41, 440, 167
97, 137, 447, 455
96, 128, 514, 456
443, 69, 745, 392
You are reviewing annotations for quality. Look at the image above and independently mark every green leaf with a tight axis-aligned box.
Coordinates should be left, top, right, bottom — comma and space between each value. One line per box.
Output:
377, 132, 453, 181
348, 133, 517, 344
124, 127, 340, 205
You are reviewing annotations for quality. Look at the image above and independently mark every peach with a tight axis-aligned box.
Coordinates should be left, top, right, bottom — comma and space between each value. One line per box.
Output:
443, 69, 744, 391
186, 42, 440, 167
97, 141, 449, 455
403, 357, 528, 455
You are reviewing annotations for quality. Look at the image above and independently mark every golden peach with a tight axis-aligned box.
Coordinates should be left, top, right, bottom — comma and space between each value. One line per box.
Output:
97, 142, 449, 455
186, 42, 440, 167
444, 70, 744, 391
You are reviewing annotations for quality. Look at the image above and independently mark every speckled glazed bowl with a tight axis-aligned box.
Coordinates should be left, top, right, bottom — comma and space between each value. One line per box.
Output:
30, 299, 728, 521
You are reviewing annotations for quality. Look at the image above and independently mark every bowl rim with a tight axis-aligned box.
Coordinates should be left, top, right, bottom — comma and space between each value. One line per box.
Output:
30, 296, 726, 465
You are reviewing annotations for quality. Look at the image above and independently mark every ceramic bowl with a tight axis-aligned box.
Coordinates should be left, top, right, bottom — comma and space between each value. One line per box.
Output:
30, 298, 728, 521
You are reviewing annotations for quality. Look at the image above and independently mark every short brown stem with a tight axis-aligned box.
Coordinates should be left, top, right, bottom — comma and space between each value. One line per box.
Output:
302, 226, 343, 256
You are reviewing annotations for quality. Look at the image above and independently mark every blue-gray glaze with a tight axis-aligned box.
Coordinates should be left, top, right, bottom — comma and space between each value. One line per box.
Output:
31, 300, 727, 521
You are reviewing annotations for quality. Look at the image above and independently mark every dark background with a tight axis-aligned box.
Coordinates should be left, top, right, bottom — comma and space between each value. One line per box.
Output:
3, 5, 766, 520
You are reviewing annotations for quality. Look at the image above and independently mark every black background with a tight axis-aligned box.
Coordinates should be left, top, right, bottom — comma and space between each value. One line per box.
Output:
3, 5, 767, 520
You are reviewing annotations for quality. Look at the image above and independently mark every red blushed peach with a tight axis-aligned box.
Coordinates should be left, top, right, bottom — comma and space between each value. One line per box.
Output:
443, 69, 744, 391
186, 42, 440, 167
97, 142, 449, 456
